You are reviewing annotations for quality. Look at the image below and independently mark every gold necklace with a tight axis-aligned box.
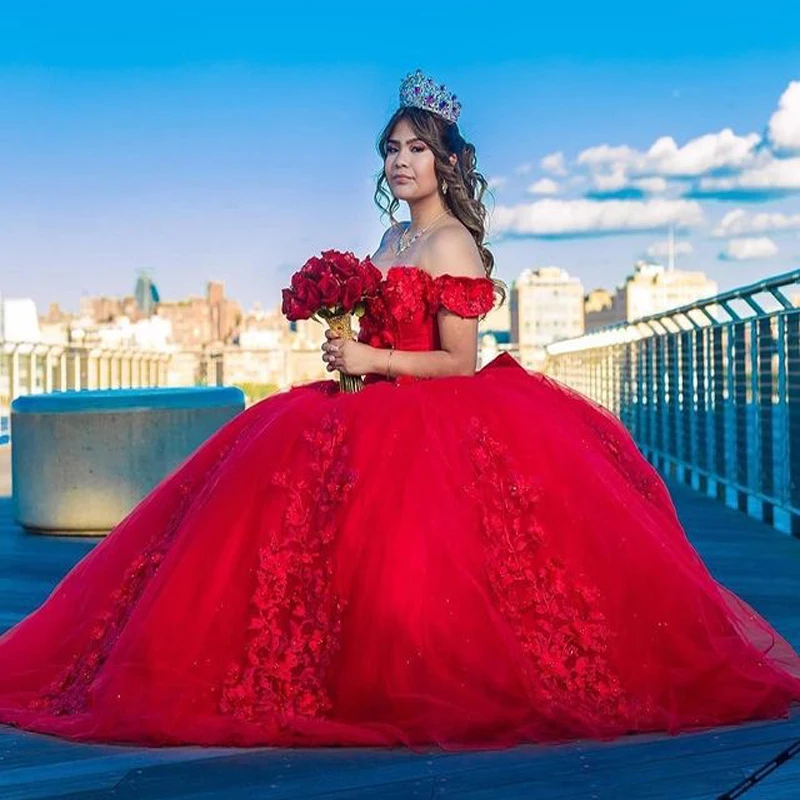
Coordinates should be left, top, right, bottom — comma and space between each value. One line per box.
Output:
395, 210, 450, 256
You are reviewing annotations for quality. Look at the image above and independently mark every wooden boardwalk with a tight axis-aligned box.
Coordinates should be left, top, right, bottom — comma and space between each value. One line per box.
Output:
1, 446, 799, 799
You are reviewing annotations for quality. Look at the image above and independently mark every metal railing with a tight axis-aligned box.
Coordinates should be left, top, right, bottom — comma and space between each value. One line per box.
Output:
545, 268, 800, 537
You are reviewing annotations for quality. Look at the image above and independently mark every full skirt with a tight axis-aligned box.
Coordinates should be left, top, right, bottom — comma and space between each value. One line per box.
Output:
1, 353, 799, 748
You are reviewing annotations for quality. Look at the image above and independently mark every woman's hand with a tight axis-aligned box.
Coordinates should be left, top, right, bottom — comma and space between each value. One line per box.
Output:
321, 329, 377, 376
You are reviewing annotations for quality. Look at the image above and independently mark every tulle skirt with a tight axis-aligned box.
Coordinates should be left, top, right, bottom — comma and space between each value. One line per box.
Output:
1, 353, 798, 748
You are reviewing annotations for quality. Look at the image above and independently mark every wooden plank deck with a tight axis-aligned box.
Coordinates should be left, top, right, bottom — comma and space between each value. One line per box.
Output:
1, 446, 799, 799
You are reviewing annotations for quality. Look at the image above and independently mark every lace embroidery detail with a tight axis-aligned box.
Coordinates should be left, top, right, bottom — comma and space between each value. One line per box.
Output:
462, 417, 646, 728
219, 410, 358, 724
434, 274, 495, 318
357, 267, 495, 348
584, 412, 662, 504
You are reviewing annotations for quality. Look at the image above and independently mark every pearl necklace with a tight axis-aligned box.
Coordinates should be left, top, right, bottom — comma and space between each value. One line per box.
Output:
395, 210, 450, 256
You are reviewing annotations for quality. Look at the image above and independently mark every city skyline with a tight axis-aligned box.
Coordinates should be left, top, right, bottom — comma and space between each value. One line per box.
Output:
2, 2, 800, 311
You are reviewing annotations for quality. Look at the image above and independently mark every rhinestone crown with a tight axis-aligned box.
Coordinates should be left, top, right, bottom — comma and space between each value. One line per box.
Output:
399, 68, 461, 124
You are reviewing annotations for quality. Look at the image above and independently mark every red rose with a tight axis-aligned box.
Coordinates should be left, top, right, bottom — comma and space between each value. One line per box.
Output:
360, 257, 383, 295
317, 267, 340, 306
323, 249, 360, 281
281, 288, 309, 321
298, 256, 324, 282
282, 248, 381, 323
291, 275, 322, 313
342, 276, 365, 311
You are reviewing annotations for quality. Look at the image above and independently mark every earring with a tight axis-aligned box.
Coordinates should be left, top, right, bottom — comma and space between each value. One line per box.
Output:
441, 181, 448, 195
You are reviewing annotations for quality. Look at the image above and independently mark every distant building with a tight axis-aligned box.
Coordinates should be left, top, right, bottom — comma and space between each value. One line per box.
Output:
583, 288, 618, 333
510, 267, 585, 369
238, 303, 288, 350
585, 261, 718, 332
79, 294, 139, 324
134, 273, 161, 317
157, 281, 242, 348
479, 297, 511, 339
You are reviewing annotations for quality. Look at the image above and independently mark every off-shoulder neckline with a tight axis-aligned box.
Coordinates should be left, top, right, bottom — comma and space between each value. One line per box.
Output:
380, 264, 491, 284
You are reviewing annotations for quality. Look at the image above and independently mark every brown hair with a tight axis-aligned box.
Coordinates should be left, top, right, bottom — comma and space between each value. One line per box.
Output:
373, 106, 506, 307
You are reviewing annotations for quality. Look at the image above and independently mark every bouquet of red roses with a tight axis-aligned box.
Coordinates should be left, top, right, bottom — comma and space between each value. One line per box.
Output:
281, 249, 383, 393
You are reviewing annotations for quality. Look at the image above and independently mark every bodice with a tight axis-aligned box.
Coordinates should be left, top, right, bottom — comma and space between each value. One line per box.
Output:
357, 265, 496, 386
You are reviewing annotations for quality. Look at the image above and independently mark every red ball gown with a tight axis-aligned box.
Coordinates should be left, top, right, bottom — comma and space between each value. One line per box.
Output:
1, 265, 799, 749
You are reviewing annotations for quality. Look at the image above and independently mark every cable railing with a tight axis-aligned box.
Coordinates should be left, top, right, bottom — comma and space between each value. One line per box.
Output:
544, 268, 800, 537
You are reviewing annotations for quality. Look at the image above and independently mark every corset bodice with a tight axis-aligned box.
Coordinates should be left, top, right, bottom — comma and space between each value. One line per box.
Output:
357, 265, 496, 385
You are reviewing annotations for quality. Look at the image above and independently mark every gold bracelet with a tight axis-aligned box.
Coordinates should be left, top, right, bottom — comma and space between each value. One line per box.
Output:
386, 347, 395, 379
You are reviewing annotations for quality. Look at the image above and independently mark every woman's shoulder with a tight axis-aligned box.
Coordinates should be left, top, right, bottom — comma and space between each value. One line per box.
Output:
422, 220, 484, 279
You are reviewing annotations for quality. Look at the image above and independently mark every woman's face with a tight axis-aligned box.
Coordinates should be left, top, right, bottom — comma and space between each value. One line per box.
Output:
384, 118, 438, 201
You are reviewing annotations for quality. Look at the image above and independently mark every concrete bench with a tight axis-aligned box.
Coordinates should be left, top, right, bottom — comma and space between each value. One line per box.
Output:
10, 386, 245, 534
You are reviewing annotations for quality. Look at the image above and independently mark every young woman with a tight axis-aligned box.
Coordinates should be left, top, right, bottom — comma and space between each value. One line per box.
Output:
1, 69, 798, 749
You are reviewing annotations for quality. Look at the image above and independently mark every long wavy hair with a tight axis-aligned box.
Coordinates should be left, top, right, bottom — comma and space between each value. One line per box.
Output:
373, 106, 506, 307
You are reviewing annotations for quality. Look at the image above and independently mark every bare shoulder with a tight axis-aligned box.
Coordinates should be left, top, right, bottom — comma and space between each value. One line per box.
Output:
421, 220, 484, 278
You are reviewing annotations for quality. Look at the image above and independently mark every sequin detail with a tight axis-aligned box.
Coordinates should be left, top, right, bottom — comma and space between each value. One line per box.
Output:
219, 410, 358, 724
462, 417, 643, 728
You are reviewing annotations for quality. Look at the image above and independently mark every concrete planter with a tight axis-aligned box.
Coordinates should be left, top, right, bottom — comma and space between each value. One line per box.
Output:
11, 386, 245, 534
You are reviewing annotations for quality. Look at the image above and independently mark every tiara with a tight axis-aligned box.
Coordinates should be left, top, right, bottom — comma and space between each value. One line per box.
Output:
399, 68, 461, 124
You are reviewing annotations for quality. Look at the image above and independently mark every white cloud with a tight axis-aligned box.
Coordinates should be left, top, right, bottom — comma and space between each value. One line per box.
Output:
540, 151, 567, 176
514, 163, 534, 175
490, 198, 704, 238
768, 81, 800, 152
697, 155, 800, 195
719, 237, 779, 261
528, 178, 560, 195
587, 173, 666, 196
487, 176, 508, 190
578, 144, 639, 170
713, 208, 800, 237
646, 239, 694, 258
590, 166, 628, 193
577, 129, 760, 179
633, 177, 668, 193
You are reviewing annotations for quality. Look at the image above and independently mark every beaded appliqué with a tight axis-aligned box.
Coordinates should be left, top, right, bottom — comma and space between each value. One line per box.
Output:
584, 412, 662, 504
357, 267, 495, 350
219, 410, 358, 724
462, 417, 643, 728
434, 274, 495, 317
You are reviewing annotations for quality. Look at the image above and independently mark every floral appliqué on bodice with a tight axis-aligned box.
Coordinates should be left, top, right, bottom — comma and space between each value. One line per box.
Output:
357, 266, 496, 354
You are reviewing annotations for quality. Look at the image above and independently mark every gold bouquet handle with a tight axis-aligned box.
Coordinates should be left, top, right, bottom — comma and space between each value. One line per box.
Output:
326, 314, 365, 393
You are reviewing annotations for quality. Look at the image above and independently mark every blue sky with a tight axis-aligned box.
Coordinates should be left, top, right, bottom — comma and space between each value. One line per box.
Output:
2, 1, 800, 312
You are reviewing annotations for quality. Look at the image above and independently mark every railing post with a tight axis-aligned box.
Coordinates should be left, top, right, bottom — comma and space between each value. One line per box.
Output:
694, 327, 709, 483
732, 323, 748, 508
680, 329, 694, 475
786, 312, 800, 533
667, 333, 680, 464
712, 326, 726, 497
757, 316, 775, 520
